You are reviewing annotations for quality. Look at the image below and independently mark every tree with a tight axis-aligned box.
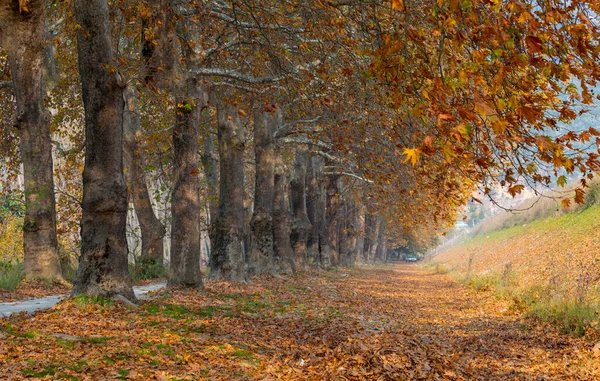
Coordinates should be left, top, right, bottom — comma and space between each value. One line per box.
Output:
123, 83, 166, 264
169, 78, 205, 288
289, 145, 312, 270
209, 99, 247, 282
248, 107, 278, 276
71, 0, 134, 300
0, 0, 63, 280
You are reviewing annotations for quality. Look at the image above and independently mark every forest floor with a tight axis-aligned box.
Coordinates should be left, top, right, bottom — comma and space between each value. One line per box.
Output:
1, 263, 599, 380
0, 277, 166, 303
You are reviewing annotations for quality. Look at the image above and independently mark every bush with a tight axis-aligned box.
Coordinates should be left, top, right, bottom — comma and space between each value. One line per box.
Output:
528, 299, 599, 338
463, 273, 499, 292
584, 182, 600, 207
423, 262, 448, 274
129, 257, 166, 283
0, 260, 24, 291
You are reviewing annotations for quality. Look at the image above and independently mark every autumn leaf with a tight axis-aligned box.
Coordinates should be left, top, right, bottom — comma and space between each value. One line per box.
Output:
403, 147, 421, 166
507, 184, 525, 197
18, 0, 30, 14
391, 0, 403, 10
574, 188, 585, 204
526, 35, 543, 53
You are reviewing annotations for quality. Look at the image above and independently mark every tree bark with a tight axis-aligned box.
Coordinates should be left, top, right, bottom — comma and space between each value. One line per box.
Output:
322, 173, 340, 267
339, 197, 363, 267
339, 197, 360, 267
123, 83, 166, 264
138, 1, 204, 287
209, 101, 247, 282
306, 155, 324, 266
273, 150, 295, 274
169, 79, 204, 288
290, 146, 312, 270
374, 217, 387, 262
71, 0, 134, 300
248, 109, 277, 276
0, 0, 62, 280
200, 128, 219, 256
362, 205, 377, 263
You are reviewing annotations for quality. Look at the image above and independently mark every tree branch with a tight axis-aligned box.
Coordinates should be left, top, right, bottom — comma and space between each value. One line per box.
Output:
275, 116, 323, 138
324, 171, 373, 183
279, 136, 332, 150
192, 67, 290, 84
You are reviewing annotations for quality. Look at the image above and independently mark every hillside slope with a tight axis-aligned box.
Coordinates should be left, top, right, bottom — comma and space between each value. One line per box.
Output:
431, 205, 600, 306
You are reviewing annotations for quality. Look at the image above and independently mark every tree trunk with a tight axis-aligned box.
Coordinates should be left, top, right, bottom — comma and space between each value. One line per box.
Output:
322, 173, 340, 267
123, 83, 165, 264
201, 128, 219, 257
209, 101, 247, 282
306, 155, 324, 266
374, 218, 387, 262
1, 0, 62, 280
362, 205, 376, 263
339, 197, 360, 267
248, 109, 277, 276
290, 146, 312, 270
273, 151, 295, 274
169, 79, 204, 288
71, 0, 134, 300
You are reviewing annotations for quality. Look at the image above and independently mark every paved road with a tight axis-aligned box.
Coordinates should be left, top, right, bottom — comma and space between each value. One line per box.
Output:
0, 283, 166, 317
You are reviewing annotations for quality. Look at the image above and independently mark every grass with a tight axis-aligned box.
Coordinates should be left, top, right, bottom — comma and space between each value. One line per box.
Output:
422, 262, 449, 274
0, 260, 24, 291
73, 295, 114, 307
455, 270, 600, 338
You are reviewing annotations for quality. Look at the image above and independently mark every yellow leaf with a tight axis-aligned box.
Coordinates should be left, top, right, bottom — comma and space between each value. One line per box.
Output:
19, 0, 30, 14
403, 147, 421, 166
391, 0, 403, 10
442, 142, 457, 163
497, 98, 507, 112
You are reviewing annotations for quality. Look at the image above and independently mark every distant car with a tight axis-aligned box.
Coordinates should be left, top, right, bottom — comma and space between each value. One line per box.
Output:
406, 256, 418, 262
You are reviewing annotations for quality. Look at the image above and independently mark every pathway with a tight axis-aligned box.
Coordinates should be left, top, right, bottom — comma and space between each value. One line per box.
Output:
0, 283, 166, 317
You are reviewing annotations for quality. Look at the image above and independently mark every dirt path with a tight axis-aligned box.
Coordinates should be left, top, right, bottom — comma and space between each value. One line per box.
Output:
346, 263, 599, 380
0, 283, 167, 317
0, 263, 597, 380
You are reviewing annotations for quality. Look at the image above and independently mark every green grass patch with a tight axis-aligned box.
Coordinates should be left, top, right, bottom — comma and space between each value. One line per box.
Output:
422, 262, 449, 274
73, 295, 114, 307
0, 260, 23, 291
460, 272, 600, 338
2, 323, 37, 338
526, 298, 600, 337
22, 363, 79, 380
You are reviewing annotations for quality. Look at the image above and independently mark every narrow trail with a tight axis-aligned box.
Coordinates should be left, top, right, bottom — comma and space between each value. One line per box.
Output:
0, 264, 597, 380
352, 263, 599, 380
0, 283, 167, 317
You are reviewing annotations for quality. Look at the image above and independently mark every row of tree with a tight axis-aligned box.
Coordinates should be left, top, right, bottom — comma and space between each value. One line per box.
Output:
1, 0, 599, 301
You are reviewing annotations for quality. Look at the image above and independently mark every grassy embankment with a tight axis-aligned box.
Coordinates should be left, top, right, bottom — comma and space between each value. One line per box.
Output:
427, 198, 600, 338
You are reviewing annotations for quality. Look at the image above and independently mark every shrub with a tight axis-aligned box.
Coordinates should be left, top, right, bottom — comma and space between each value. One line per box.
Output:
0, 260, 24, 291
0, 215, 24, 264
423, 262, 448, 274
129, 257, 166, 283
584, 181, 600, 207
463, 273, 499, 292
527, 299, 599, 338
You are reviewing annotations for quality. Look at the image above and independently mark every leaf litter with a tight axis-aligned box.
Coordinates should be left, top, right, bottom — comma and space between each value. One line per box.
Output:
0, 263, 598, 380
